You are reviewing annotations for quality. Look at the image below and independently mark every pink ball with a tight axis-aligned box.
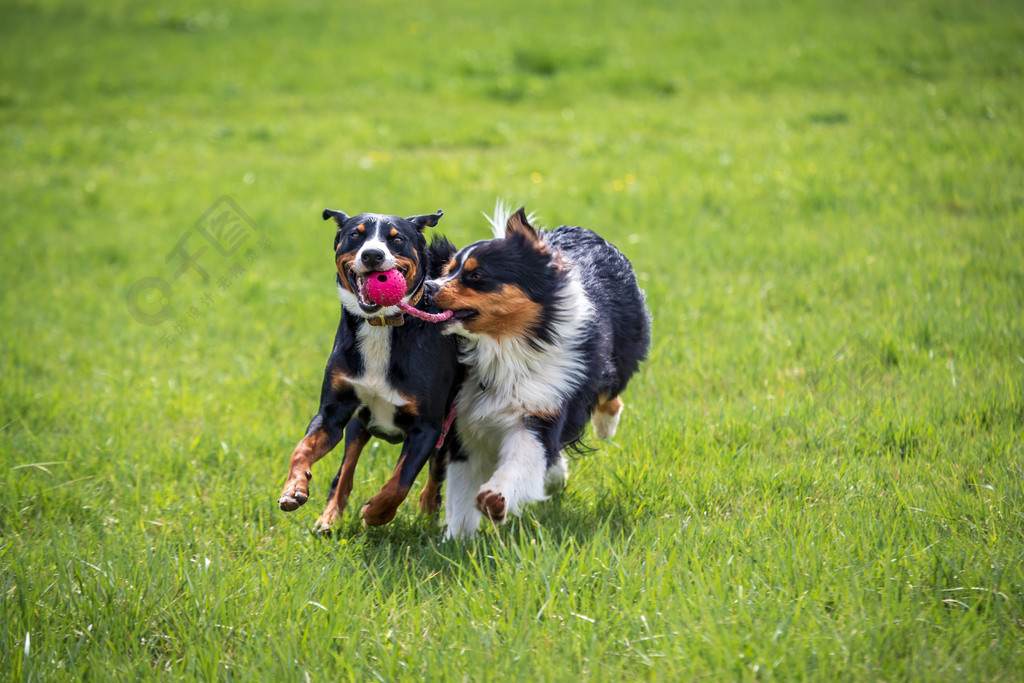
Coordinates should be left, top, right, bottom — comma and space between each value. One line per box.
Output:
363, 269, 407, 307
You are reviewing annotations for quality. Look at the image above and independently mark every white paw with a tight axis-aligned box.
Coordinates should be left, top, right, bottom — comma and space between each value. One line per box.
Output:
544, 452, 569, 493
443, 513, 481, 540
592, 399, 623, 439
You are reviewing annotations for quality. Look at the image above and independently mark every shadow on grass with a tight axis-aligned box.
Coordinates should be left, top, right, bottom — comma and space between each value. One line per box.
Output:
296, 479, 661, 594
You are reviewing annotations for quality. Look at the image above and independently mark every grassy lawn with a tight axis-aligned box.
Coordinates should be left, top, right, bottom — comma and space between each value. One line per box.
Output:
2, 0, 1023, 678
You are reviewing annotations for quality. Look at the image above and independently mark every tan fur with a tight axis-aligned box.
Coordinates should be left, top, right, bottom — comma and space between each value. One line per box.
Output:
336, 253, 356, 291
435, 282, 542, 339
393, 255, 418, 294
361, 456, 411, 526
279, 429, 335, 510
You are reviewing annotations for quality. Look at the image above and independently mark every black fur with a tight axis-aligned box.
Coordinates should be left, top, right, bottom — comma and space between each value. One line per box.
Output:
432, 206, 651, 536
441, 217, 649, 448
540, 226, 649, 454
326, 209, 444, 314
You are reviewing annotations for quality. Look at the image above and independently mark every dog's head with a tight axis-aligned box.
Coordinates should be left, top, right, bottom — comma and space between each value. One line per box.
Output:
323, 208, 443, 315
430, 207, 562, 342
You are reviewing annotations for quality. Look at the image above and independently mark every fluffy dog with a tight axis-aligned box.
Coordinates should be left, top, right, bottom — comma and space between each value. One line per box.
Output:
428, 205, 651, 538
278, 208, 461, 530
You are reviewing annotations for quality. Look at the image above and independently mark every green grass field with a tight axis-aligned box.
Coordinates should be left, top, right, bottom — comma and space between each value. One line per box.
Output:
3, 0, 1024, 678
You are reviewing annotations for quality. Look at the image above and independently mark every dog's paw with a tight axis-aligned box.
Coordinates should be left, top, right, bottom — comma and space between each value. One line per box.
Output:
360, 497, 400, 527
278, 469, 312, 511
443, 521, 478, 541
278, 491, 307, 511
418, 480, 442, 516
592, 395, 624, 440
544, 453, 569, 494
475, 488, 507, 523
313, 509, 338, 535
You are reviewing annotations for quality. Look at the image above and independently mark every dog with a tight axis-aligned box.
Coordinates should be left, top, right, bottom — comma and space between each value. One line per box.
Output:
277, 208, 462, 531
428, 204, 651, 538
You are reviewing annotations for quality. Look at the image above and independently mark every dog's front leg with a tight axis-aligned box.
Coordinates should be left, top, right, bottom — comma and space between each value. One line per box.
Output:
444, 444, 490, 540
314, 419, 371, 532
360, 424, 441, 526
279, 396, 358, 511
475, 426, 548, 524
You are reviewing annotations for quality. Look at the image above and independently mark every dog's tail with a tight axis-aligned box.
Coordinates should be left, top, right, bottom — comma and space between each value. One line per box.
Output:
483, 199, 541, 239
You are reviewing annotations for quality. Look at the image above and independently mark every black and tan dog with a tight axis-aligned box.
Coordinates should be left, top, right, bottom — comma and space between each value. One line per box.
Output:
278, 208, 461, 531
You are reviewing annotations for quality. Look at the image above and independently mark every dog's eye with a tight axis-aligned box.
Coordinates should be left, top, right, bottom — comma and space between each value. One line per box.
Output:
390, 235, 404, 245
349, 229, 363, 239
464, 270, 483, 283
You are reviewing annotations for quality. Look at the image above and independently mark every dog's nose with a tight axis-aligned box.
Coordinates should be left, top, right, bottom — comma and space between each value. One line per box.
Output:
424, 280, 439, 297
361, 249, 385, 268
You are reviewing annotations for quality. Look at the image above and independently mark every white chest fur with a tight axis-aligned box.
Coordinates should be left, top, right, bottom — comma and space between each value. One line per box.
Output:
455, 277, 594, 458
350, 323, 406, 436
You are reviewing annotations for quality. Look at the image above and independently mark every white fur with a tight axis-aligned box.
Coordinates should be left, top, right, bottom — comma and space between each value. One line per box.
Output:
444, 454, 490, 539
344, 323, 405, 439
356, 233, 397, 271
484, 426, 548, 509
544, 451, 569, 493
444, 269, 594, 539
592, 401, 623, 440
482, 200, 541, 238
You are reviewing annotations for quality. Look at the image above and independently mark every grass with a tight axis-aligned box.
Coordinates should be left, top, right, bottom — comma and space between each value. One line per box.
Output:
2, 0, 1024, 678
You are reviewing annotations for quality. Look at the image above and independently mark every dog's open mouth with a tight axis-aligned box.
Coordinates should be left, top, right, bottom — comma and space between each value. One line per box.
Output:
346, 265, 408, 313
448, 308, 478, 324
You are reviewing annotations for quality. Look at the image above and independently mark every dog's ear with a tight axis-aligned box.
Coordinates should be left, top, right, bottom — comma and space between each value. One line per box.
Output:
506, 207, 540, 243
323, 208, 350, 225
406, 209, 444, 232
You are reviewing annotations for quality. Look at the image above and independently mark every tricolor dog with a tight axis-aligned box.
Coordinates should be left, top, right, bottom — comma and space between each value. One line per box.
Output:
278, 208, 461, 531
428, 205, 651, 538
